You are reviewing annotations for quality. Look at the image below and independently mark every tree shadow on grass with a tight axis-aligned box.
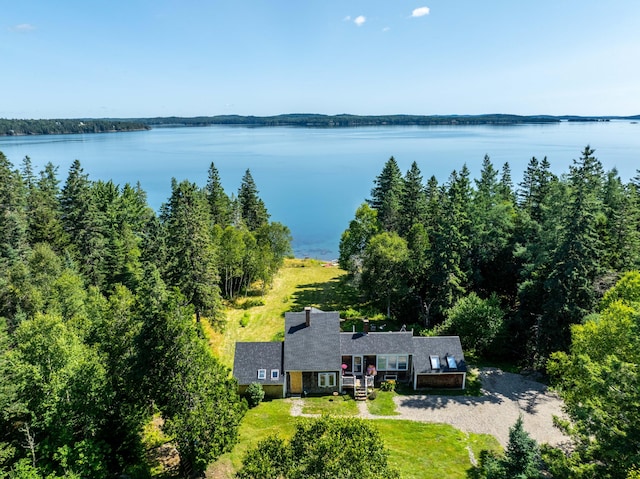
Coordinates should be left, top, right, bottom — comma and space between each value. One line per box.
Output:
290, 276, 365, 313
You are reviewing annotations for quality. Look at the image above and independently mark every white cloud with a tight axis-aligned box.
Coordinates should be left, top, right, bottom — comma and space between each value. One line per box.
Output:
343, 15, 351, 22
382, 27, 391, 32
11, 23, 36, 32
411, 7, 430, 18
354, 15, 366, 26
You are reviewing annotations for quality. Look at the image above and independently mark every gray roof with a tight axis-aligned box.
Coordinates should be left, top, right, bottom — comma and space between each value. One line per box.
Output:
283, 309, 341, 372
412, 336, 467, 374
340, 331, 415, 356
233, 342, 284, 385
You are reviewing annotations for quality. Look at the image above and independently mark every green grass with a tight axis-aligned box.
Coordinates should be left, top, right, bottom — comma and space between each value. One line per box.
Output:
367, 390, 399, 416
376, 420, 501, 479
301, 395, 359, 416
207, 398, 501, 479
206, 399, 296, 478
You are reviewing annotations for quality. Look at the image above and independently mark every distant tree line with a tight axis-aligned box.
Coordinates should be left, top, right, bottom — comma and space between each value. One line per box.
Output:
0, 152, 291, 477
0, 119, 149, 136
139, 113, 561, 128
340, 148, 640, 367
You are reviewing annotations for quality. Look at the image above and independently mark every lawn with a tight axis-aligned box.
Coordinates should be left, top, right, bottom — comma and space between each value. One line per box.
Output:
376, 420, 501, 479
206, 397, 501, 479
368, 390, 400, 416
301, 395, 359, 416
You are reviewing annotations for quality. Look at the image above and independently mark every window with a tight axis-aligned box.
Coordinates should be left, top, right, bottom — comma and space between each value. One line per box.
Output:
257, 369, 267, 380
377, 355, 409, 371
318, 372, 336, 388
430, 355, 441, 370
446, 356, 457, 369
398, 355, 408, 370
378, 356, 387, 370
271, 369, 280, 380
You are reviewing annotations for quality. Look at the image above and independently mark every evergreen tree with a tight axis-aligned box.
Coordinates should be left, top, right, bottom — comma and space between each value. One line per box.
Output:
0, 152, 29, 266
368, 156, 404, 232
162, 179, 221, 322
400, 161, 427, 233
205, 162, 231, 226
27, 162, 67, 251
540, 146, 604, 355
237, 169, 269, 231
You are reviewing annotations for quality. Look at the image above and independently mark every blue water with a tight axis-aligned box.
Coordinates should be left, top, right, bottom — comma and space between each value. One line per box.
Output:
1, 121, 639, 259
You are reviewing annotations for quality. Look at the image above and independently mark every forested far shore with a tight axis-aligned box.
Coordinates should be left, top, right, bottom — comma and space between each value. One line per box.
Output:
0, 118, 150, 136
2, 114, 640, 135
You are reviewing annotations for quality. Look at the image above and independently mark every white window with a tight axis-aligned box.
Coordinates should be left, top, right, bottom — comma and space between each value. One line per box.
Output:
318, 372, 336, 388
377, 355, 409, 371
446, 356, 457, 369
430, 355, 441, 370
257, 369, 266, 380
271, 369, 280, 380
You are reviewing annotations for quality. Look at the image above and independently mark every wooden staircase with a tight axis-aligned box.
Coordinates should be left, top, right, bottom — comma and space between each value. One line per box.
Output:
354, 376, 369, 401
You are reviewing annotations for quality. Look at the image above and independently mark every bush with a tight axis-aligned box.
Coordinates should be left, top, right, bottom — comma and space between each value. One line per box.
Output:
246, 382, 265, 408
380, 380, 396, 392
240, 312, 250, 327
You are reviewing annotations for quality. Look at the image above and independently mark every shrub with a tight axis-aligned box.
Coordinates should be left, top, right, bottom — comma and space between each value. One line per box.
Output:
380, 380, 396, 392
246, 382, 265, 408
240, 312, 250, 327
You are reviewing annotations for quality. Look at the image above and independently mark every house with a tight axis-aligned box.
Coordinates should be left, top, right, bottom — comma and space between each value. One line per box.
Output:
233, 307, 467, 398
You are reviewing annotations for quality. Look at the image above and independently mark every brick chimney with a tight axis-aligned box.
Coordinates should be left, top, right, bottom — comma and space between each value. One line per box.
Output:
305, 307, 311, 327
363, 319, 369, 334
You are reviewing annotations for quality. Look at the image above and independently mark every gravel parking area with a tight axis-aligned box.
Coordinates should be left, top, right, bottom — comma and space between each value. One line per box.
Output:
390, 367, 570, 447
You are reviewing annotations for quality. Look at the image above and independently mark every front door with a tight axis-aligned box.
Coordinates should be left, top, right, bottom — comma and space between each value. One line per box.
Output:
353, 356, 363, 374
290, 371, 303, 394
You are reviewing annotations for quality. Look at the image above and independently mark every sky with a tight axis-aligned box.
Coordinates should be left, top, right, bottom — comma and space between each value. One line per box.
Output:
2, 0, 640, 118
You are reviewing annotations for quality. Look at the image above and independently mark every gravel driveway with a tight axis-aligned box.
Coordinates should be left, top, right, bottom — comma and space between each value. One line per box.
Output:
387, 367, 569, 447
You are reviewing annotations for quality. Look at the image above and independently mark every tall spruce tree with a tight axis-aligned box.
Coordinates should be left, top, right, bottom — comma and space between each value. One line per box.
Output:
400, 161, 427, 234
205, 162, 231, 227
237, 169, 269, 231
540, 146, 604, 355
162, 179, 221, 322
369, 156, 404, 232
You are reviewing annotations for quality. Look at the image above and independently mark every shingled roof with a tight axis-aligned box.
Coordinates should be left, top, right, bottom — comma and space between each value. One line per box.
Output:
412, 336, 466, 374
233, 342, 284, 386
340, 331, 415, 355
283, 308, 341, 372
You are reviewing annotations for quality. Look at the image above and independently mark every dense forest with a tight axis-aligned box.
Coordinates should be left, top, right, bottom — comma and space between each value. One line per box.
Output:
0, 152, 291, 478
340, 147, 640, 365
0, 119, 149, 136
339, 148, 640, 477
5, 115, 639, 136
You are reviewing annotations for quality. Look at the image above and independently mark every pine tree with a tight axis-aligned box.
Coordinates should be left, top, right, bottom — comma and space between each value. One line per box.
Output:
162, 179, 221, 322
368, 157, 404, 232
205, 162, 231, 226
400, 161, 427, 233
541, 146, 604, 355
237, 169, 269, 231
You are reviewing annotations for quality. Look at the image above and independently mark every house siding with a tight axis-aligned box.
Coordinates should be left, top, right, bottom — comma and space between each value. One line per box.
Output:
416, 373, 465, 389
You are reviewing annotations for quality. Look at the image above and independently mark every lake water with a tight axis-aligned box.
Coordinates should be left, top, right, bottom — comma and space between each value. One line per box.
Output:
1, 121, 639, 259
